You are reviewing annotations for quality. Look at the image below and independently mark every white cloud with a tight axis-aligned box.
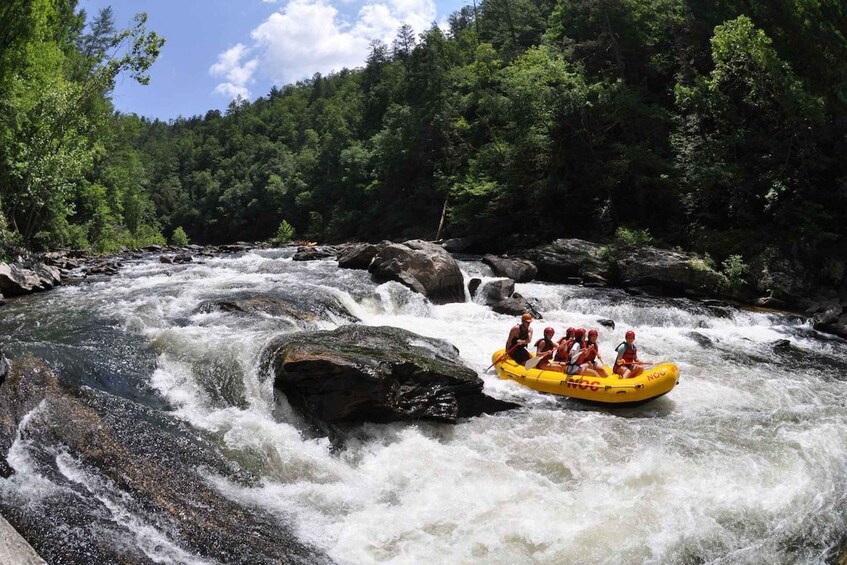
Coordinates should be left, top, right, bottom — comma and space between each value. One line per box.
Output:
209, 43, 259, 100
211, 0, 436, 98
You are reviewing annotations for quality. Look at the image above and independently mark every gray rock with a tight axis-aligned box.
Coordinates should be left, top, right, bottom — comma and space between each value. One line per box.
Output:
482, 255, 537, 283
771, 339, 792, 352
369, 240, 465, 304
441, 238, 471, 253
617, 247, 725, 297
0, 357, 328, 563
292, 245, 338, 261
0, 263, 41, 297
521, 238, 610, 283
491, 296, 543, 319
266, 325, 517, 426
478, 278, 515, 306
597, 319, 615, 330
756, 296, 788, 309
468, 278, 482, 297
196, 292, 359, 324
337, 242, 384, 270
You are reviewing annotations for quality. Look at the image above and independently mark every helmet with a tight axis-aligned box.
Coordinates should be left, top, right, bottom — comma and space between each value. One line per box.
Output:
625, 330, 636, 339
566, 327, 575, 337
544, 327, 555, 336
521, 313, 533, 322
588, 329, 598, 338
574, 328, 586, 339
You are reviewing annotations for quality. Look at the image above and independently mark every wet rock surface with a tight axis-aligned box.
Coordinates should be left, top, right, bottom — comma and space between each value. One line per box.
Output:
368, 240, 465, 304
196, 291, 359, 324
266, 325, 518, 428
0, 357, 328, 564
482, 255, 537, 283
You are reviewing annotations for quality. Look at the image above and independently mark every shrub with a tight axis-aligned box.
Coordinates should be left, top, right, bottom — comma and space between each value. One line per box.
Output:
721, 254, 749, 291
614, 227, 654, 249
271, 220, 295, 245
170, 226, 190, 247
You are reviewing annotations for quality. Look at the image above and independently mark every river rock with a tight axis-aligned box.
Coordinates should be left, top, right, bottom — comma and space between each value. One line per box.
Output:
0, 356, 328, 563
0, 263, 45, 297
597, 319, 615, 330
196, 292, 359, 324
267, 325, 517, 426
617, 247, 724, 297
521, 238, 610, 283
478, 278, 515, 306
482, 255, 537, 283
337, 242, 384, 269
368, 240, 465, 304
293, 245, 339, 261
468, 278, 482, 297
491, 295, 543, 319
813, 308, 847, 339
441, 238, 472, 253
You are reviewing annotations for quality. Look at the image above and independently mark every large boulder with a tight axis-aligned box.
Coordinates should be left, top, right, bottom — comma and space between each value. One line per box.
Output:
368, 240, 465, 304
337, 242, 385, 270
617, 248, 725, 297
482, 255, 537, 283
0, 262, 57, 297
266, 325, 517, 426
0, 356, 328, 563
521, 239, 610, 283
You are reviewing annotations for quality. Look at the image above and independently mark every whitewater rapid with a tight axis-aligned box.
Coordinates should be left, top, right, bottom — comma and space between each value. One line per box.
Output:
2, 248, 846, 564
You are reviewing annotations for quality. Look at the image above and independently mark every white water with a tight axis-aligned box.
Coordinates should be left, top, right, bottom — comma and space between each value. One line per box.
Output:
4, 249, 847, 564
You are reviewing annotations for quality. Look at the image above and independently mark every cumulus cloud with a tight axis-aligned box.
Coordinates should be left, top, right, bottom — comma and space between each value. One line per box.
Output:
210, 43, 259, 100
211, 0, 436, 98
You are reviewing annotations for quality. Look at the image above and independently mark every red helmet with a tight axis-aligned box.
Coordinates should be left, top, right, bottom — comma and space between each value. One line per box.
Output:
588, 329, 598, 338
544, 327, 555, 336
574, 328, 586, 339
625, 330, 636, 339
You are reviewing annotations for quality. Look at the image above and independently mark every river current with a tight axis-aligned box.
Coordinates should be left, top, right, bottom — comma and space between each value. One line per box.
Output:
1, 248, 846, 564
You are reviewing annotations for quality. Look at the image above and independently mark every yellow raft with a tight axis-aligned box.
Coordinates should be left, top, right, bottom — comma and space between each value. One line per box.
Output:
491, 350, 679, 405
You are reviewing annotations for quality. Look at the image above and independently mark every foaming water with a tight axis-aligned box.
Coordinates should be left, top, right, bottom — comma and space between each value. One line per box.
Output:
2, 250, 846, 563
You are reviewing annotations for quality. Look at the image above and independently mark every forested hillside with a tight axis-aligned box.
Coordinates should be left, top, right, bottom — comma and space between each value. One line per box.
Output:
2, 0, 847, 281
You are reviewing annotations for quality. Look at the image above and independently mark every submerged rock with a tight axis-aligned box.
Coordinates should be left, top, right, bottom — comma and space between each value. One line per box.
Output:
196, 291, 359, 324
266, 325, 517, 427
368, 240, 465, 304
0, 357, 328, 564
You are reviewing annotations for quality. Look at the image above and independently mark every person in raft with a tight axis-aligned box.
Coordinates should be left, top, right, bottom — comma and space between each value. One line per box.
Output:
506, 312, 534, 365
614, 330, 643, 379
581, 329, 608, 377
555, 327, 576, 363
533, 327, 563, 370
565, 328, 601, 377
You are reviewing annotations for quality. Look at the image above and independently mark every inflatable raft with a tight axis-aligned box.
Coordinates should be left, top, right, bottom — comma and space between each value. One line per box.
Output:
490, 349, 679, 405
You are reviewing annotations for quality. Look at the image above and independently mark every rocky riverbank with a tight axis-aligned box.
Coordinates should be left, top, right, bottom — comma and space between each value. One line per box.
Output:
4, 237, 846, 341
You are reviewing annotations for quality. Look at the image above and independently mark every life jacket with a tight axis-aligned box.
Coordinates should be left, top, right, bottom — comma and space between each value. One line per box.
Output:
555, 338, 574, 362
616, 342, 637, 364
509, 324, 530, 350
580, 342, 598, 364
534, 337, 555, 353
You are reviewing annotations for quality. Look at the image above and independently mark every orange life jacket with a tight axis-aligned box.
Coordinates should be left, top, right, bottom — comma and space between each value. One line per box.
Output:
617, 342, 637, 364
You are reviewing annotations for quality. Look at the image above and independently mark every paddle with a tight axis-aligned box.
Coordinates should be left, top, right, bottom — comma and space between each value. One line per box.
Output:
524, 348, 556, 370
486, 344, 522, 371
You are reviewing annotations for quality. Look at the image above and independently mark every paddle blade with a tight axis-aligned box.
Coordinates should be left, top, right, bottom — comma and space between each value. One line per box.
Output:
524, 351, 552, 370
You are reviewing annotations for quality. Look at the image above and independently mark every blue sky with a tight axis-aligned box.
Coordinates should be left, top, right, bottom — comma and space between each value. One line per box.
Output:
80, 0, 468, 121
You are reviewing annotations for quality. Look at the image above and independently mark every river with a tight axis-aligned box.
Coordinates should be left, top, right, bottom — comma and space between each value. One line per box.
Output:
1, 247, 846, 564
